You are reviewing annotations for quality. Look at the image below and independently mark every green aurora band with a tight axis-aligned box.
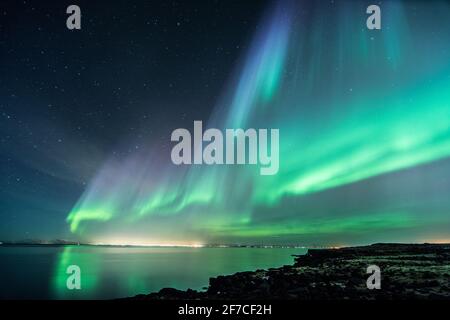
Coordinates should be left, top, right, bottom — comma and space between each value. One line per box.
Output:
67, 0, 450, 245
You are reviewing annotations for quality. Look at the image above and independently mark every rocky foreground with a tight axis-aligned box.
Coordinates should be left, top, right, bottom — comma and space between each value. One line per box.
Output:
128, 243, 450, 300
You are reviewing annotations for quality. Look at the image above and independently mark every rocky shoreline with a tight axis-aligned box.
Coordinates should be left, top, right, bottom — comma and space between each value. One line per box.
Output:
126, 243, 450, 300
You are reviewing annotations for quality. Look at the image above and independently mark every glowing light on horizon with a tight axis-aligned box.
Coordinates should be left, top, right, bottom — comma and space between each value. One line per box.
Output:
92, 241, 205, 248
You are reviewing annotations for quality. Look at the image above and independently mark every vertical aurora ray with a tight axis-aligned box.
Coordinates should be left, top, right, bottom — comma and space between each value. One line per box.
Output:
67, 0, 450, 244
225, 1, 292, 127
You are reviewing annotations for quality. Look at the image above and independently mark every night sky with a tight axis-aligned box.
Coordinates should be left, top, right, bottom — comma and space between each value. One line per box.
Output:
1, 0, 450, 246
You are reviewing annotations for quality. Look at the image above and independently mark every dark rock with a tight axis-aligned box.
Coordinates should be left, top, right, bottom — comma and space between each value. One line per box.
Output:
124, 243, 450, 300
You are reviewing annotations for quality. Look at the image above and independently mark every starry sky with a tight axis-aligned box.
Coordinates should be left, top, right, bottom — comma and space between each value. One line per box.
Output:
1, 0, 450, 246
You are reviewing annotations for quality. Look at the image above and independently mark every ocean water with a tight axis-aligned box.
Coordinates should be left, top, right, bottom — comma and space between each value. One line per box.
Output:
0, 246, 306, 299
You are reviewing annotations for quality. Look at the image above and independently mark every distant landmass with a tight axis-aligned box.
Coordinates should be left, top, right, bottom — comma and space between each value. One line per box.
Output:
0, 240, 327, 248
0, 239, 81, 246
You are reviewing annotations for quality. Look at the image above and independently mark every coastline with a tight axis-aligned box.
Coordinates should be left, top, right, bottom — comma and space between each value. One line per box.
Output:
124, 243, 450, 300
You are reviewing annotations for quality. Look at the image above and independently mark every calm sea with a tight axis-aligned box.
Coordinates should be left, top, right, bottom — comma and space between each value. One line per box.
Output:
0, 245, 306, 299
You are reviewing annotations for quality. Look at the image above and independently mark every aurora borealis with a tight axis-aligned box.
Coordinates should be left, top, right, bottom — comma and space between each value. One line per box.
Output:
2, 0, 450, 246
